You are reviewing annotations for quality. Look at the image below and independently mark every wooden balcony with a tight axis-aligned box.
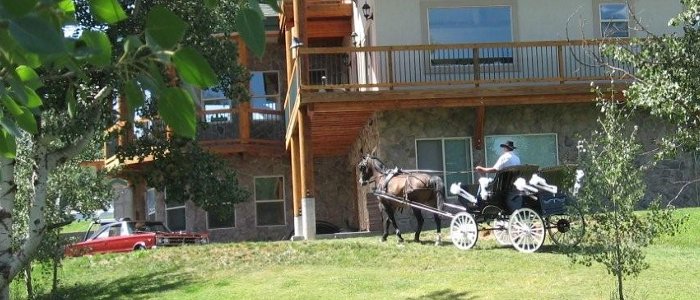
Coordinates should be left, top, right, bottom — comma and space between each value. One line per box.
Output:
102, 105, 286, 169
285, 40, 633, 156
280, 0, 352, 39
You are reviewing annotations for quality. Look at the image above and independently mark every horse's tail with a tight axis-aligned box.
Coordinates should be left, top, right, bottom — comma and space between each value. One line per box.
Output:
430, 175, 445, 211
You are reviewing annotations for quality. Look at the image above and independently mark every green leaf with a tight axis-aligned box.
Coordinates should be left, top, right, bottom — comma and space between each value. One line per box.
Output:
172, 47, 218, 88
0, 117, 21, 137
123, 35, 142, 55
15, 65, 43, 90
0, 0, 37, 17
124, 80, 145, 113
248, 0, 264, 17
204, 0, 218, 8
158, 88, 196, 139
235, 8, 266, 58
16, 107, 38, 134
58, 0, 76, 14
145, 6, 187, 49
8, 15, 67, 55
260, 0, 282, 13
24, 87, 42, 108
88, 0, 127, 24
1, 95, 24, 116
80, 31, 112, 66
0, 129, 17, 159
66, 87, 77, 118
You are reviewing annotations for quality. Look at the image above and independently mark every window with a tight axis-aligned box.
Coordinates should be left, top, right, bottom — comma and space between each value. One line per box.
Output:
484, 134, 559, 169
255, 176, 285, 226
166, 198, 186, 232
416, 138, 474, 196
201, 89, 233, 123
427, 6, 513, 65
599, 3, 630, 38
207, 206, 236, 229
146, 188, 156, 221
250, 71, 280, 110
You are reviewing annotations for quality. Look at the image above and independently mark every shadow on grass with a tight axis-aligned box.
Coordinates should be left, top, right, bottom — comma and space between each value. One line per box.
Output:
36, 267, 195, 300
405, 289, 478, 300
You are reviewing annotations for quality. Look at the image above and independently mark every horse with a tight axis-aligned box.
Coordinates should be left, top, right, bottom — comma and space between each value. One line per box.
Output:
358, 154, 445, 245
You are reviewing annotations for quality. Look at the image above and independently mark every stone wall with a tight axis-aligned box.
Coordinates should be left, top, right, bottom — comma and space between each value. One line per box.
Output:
313, 156, 358, 231
349, 114, 380, 231
351, 103, 699, 233
154, 154, 293, 242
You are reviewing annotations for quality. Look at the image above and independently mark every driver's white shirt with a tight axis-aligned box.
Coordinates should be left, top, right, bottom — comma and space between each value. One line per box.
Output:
492, 151, 520, 171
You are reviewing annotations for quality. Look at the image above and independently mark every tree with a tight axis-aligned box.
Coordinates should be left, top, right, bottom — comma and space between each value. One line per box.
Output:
0, 0, 274, 295
572, 94, 684, 300
604, 0, 700, 158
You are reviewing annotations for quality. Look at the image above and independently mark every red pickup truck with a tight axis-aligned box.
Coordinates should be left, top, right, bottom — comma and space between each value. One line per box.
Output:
65, 219, 208, 257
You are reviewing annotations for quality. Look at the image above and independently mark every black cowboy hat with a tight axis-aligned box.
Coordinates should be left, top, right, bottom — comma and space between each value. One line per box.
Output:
499, 141, 516, 151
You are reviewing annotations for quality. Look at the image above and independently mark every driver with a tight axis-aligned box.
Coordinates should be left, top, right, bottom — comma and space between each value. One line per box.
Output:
475, 141, 520, 174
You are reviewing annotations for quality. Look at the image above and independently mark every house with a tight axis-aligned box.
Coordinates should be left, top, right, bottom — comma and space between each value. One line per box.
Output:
106, 0, 698, 242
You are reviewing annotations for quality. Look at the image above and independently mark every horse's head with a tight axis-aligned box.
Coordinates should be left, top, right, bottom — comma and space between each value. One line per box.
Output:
358, 154, 375, 186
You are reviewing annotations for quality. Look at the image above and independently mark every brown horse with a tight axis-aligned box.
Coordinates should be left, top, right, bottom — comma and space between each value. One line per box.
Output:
358, 155, 444, 244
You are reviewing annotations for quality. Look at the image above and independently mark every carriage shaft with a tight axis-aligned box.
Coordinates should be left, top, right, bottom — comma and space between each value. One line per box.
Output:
373, 192, 454, 218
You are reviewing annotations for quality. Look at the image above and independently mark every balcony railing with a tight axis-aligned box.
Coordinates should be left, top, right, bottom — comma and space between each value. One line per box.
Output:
297, 40, 634, 90
198, 105, 285, 142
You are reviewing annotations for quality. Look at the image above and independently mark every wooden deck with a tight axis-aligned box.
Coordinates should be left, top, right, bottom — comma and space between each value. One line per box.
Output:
284, 39, 633, 156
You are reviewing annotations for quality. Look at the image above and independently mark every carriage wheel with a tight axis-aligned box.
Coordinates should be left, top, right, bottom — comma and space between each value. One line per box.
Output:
546, 206, 585, 247
508, 208, 546, 253
492, 219, 511, 246
450, 212, 479, 250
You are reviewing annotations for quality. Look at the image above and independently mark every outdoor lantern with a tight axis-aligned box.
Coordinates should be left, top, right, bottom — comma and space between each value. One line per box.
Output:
362, 1, 373, 20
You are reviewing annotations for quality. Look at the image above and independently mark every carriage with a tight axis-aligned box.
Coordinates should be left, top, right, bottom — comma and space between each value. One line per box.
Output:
446, 164, 585, 253
362, 156, 585, 253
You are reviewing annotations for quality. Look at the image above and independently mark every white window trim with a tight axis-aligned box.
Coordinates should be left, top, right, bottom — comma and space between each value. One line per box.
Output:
595, 1, 633, 38
165, 203, 186, 231
483, 133, 560, 168
205, 206, 237, 230
415, 137, 475, 198
422, 1, 519, 73
254, 175, 287, 227
250, 70, 281, 111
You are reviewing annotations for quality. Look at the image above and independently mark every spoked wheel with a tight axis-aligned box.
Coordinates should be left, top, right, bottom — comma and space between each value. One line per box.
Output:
492, 219, 511, 246
508, 208, 546, 253
450, 212, 479, 250
546, 206, 585, 247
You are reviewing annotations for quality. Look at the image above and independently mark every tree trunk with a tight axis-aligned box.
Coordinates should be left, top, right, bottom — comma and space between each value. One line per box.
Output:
25, 266, 33, 300
0, 157, 17, 292
617, 270, 624, 300
51, 256, 58, 297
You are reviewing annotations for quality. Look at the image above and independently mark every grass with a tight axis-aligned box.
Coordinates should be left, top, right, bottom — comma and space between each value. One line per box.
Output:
60, 221, 91, 234
15, 208, 700, 300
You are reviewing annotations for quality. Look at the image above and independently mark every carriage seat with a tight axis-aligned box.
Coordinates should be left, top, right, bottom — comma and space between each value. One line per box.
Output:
485, 164, 539, 213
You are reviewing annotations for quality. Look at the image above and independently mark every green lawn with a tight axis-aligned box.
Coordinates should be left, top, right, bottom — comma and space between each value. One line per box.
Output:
60, 220, 91, 234
19, 208, 700, 299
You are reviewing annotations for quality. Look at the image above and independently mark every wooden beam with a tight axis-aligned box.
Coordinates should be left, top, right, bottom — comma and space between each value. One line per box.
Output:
290, 134, 302, 217
298, 105, 315, 197
474, 105, 485, 150
283, 1, 352, 20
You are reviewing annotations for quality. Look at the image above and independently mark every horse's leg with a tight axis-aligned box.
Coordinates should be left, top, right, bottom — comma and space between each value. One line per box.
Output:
412, 208, 424, 243
434, 213, 442, 246
379, 202, 390, 242
386, 206, 404, 243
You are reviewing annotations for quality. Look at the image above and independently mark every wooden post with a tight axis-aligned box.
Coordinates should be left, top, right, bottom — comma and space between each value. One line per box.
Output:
474, 105, 485, 150
557, 45, 565, 84
237, 36, 249, 67
387, 48, 394, 90
132, 180, 147, 220
290, 133, 301, 217
239, 102, 250, 143
297, 106, 314, 197
472, 47, 481, 87
293, 0, 308, 86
